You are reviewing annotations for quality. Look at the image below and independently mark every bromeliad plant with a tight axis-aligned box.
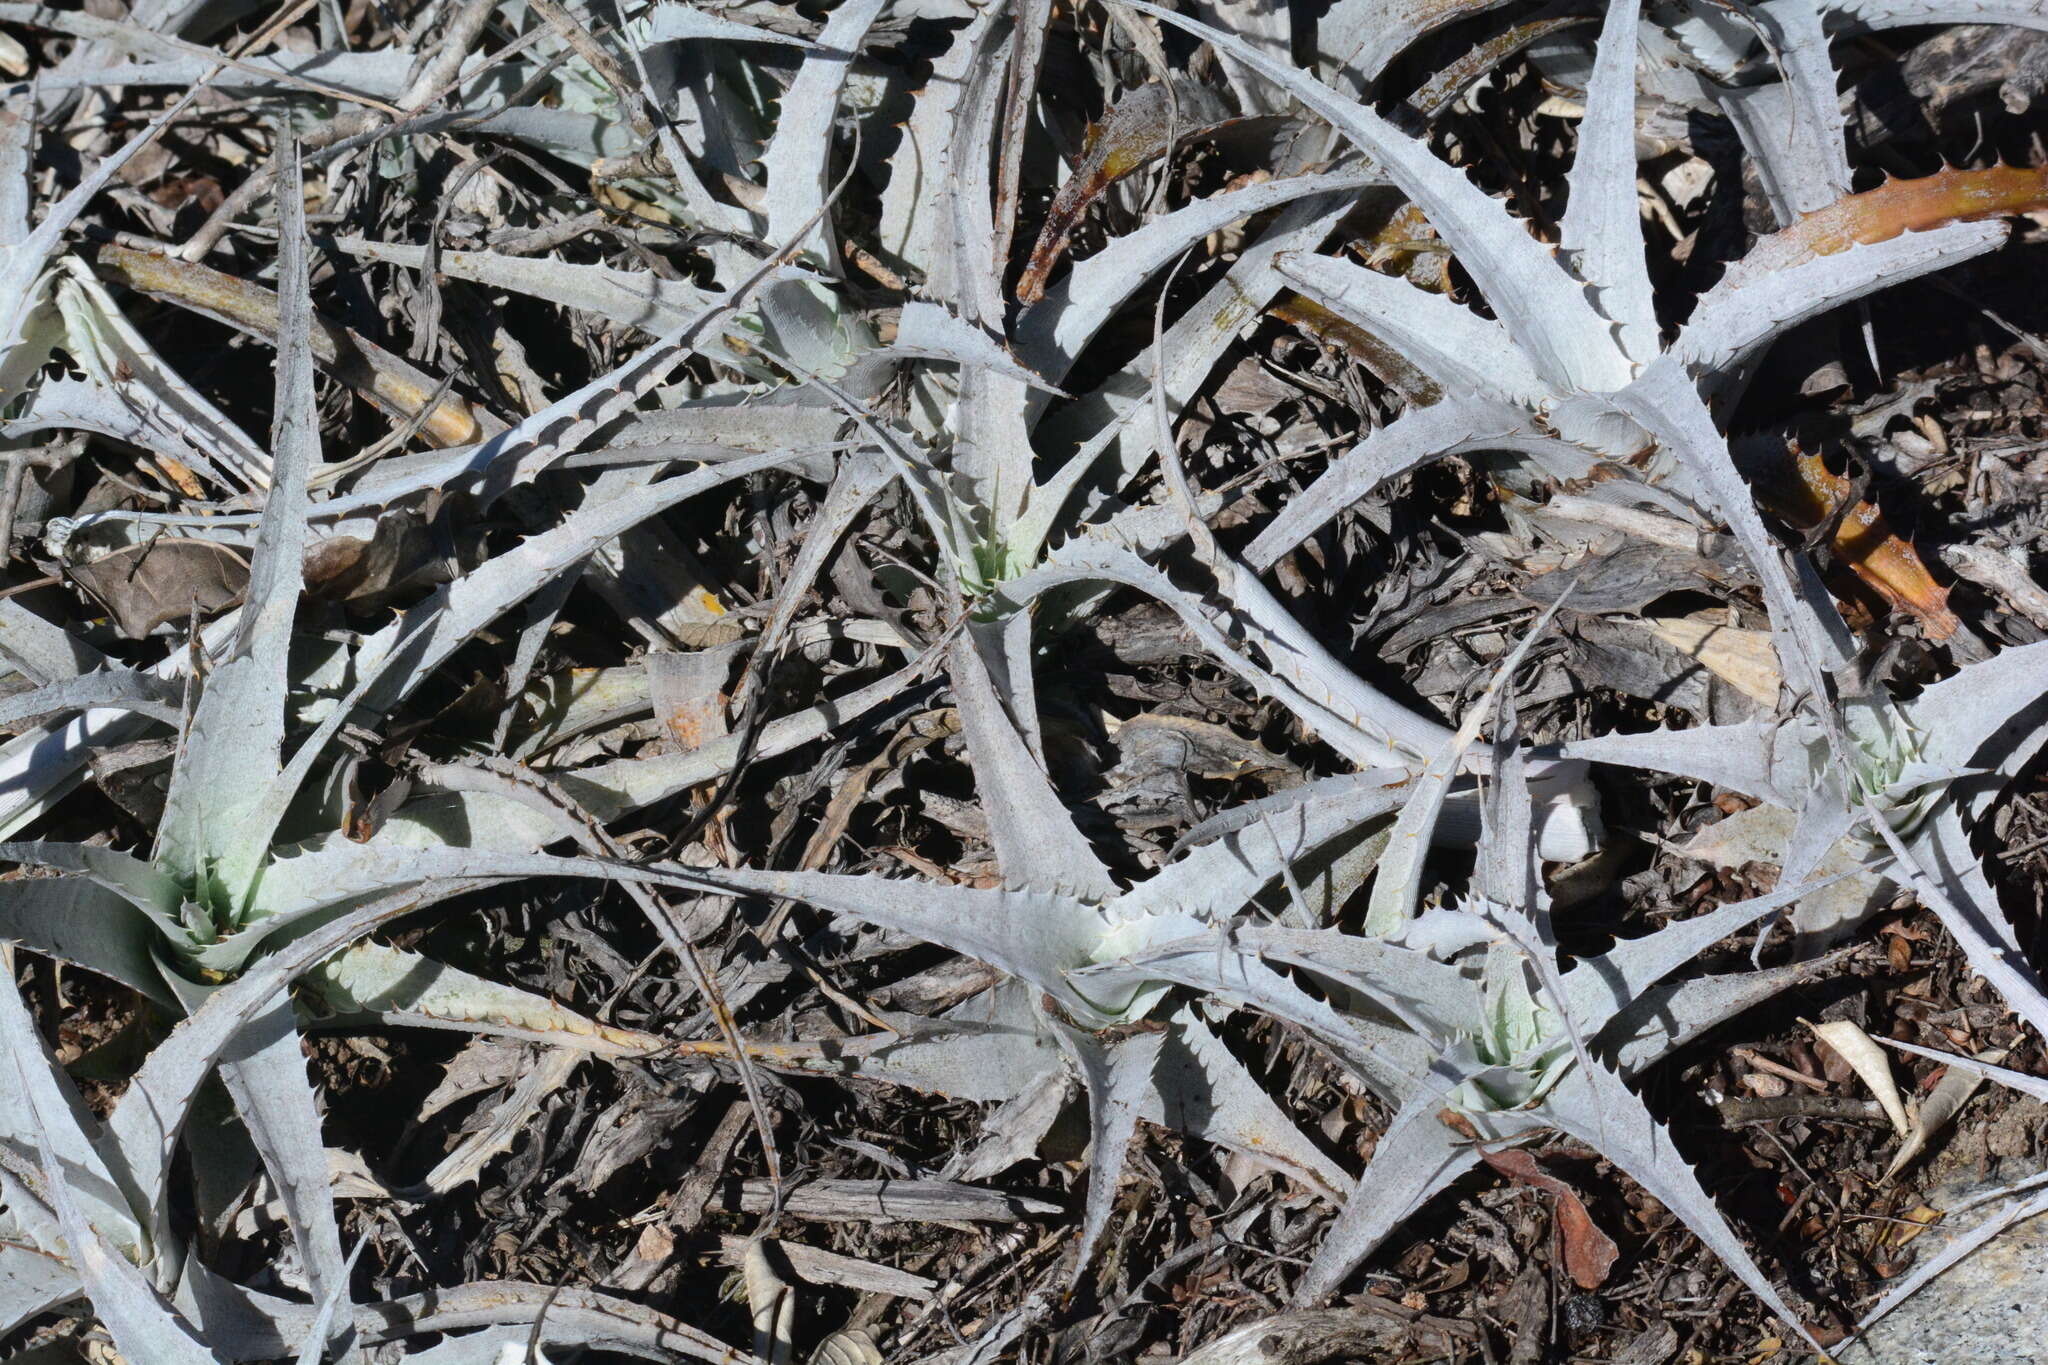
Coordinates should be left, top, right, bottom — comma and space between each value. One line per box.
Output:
0, 139, 450, 1350
607, 0, 2048, 873
497, 606, 1877, 1347
0, 136, 826, 1359
0, 882, 760, 1364
591, 0, 2048, 1336
1074, 737, 1867, 1339
10, 0, 2048, 1356
0, 141, 633, 1012
1565, 634, 2048, 993
0, 135, 339, 1004
1088, 0, 2048, 1022
1121, 0, 2036, 649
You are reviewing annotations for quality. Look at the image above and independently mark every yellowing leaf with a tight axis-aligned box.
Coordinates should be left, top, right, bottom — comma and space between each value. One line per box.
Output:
1640, 615, 1781, 704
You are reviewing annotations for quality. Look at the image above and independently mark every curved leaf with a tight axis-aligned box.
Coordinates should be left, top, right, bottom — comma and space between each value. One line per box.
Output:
1017, 173, 1382, 382
950, 633, 1117, 900
301, 941, 667, 1056
0, 666, 182, 728
1149, 1004, 1353, 1201
1293, 1084, 1483, 1303
1121, 0, 1625, 392
1240, 396, 1555, 571
1668, 222, 2005, 385
216, 1000, 347, 1312
1719, 1, 1851, 226
1272, 252, 1548, 404
0, 875, 175, 1006
157, 132, 317, 901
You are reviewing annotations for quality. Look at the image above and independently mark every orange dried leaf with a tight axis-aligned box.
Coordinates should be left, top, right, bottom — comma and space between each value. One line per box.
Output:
1766, 164, 2048, 266
1746, 171, 2047, 639
1480, 1147, 1621, 1289
1755, 448, 1960, 639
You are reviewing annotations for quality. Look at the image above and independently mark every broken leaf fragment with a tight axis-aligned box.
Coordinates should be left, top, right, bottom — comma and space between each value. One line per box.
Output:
1638, 614, 1781, 704
647, 642, 743, 752
1016, 79, 1235, 304
1269, 291, 1444, 405
1884, 1046, 2004, 1182
1751, 444, 1959, 639
743, 1238, 797, 1365
1810, 1019, 1911, 1138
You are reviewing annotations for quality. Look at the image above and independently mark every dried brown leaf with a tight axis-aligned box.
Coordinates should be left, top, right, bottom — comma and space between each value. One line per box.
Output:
67, 539, 247, 637
1480, 1147, 1621, 1289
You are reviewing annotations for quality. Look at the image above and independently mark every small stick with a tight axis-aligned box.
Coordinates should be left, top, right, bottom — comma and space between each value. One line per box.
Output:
99, 243, 483, 449
0, 443, 82, 567
1718, 1095, 1888, 1125
1734, 1047, 1832, 1092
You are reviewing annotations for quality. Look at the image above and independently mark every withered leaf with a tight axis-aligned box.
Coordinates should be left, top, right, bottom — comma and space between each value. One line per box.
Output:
302, 510, 445, 604
647, 642, 745, 753
67, 539, 248, 638
87, 737, 178, 825
1482, 1147, 1621, 1290
1754, 447, 1960, 639
1015, 78, 1234, 304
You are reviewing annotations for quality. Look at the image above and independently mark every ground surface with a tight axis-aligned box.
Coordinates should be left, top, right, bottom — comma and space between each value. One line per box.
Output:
4, 4, 2048, 1364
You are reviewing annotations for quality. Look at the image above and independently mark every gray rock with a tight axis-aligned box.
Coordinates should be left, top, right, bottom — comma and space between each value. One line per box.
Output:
1840, 1171, 2048, 1365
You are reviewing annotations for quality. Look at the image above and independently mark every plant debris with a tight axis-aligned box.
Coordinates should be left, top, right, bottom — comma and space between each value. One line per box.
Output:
4, 3, 2048, 1363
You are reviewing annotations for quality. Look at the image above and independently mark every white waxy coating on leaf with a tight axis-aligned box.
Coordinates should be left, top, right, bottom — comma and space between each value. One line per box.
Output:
1119, 0, 1627, 392
1558, 0, 1658, 366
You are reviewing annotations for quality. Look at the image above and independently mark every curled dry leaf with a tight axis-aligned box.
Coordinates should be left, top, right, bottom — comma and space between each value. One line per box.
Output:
809, 1328, 883, 1365
743, 1238, 797, 1365
301, 511, 447, 604
1884, 1047, 2006, 1182
1268, 291, 1444, 405
421, 1047, 585, 1195
1809, 1020, 1912, 1139
1267, 200, 1451, 404
1765, 164, 2048, 263
1479, 1147, 1621, 1290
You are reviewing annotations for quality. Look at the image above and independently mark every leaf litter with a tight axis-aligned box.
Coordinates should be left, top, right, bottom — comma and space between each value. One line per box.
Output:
3, 2, 2048, 1362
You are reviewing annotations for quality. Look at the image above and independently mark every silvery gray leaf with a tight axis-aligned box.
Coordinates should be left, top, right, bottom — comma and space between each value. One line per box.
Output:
1052, 1023, 1165, 1283
216, 997, 348, 1315
1559, 0, 1658, 366
1292, 1073, 1485, 1303
1146, 1005, 1352, 1201
1536, 1061, 1819, 1350
1122, 0, 1627, 393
